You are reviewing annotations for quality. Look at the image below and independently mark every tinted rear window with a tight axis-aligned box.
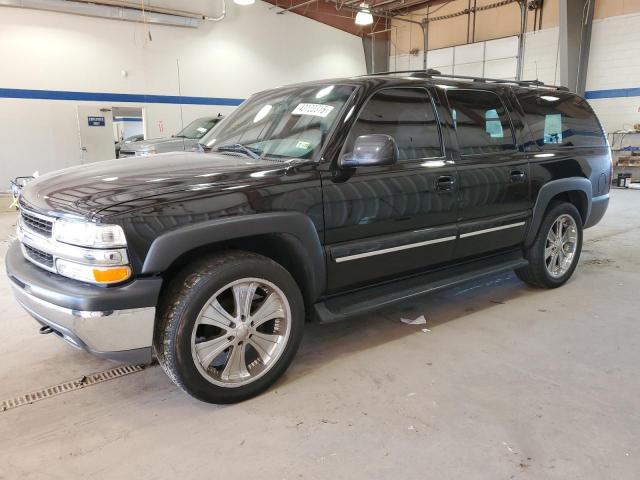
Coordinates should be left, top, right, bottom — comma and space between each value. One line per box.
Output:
517, 92, 605, 148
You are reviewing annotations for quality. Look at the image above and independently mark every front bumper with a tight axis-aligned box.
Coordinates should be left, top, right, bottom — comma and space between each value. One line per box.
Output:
6, 242, 162, 364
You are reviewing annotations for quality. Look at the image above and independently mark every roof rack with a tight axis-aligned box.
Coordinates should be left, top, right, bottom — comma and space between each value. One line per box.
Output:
362, 69, 570, 91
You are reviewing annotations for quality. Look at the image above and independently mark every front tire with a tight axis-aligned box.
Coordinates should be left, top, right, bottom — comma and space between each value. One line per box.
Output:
155, 251, 305, 404
516, 202, 583, 288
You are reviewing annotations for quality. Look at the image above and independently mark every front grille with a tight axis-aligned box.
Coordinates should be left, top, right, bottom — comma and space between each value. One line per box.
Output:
24, 244, 54, 268
21, 210, 53, 238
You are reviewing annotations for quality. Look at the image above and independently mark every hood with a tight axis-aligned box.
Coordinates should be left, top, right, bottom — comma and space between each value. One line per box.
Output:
19, 151, 283, 218
120, 137, 198, 153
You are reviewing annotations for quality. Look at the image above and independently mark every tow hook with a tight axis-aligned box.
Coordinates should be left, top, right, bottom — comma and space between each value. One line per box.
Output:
39, 325, 54, 334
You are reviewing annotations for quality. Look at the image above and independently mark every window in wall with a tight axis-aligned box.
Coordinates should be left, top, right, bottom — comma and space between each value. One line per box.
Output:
446, 89, 516, 155
517, 92, 606, 148
344, 88, 442, 161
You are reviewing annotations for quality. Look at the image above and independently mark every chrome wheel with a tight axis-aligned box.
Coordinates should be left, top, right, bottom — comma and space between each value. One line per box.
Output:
190, 278, 291, 387
545, 214, 578, 278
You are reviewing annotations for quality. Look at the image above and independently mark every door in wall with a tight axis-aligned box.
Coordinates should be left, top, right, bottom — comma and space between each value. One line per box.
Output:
77, 105, 115, 163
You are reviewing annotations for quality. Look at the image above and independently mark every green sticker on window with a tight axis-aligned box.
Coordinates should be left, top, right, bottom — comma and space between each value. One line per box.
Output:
296, 140, 311, 150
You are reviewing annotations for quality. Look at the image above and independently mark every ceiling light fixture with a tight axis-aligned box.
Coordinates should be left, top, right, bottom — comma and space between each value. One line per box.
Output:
234, 0, 255, 5
355, 3, 373, 25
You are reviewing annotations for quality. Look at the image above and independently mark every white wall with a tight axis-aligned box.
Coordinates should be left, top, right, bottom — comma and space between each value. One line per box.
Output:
585, 12, 640, 133
0, 1, 365, 181
521, 27, 561, 85
390, 36, 520, 80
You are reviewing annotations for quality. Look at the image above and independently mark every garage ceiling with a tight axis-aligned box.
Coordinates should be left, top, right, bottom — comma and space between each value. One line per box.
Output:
263, 0, 445, 36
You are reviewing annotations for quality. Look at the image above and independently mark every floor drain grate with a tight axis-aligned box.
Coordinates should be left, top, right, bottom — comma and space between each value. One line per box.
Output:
1, 364, 146, 413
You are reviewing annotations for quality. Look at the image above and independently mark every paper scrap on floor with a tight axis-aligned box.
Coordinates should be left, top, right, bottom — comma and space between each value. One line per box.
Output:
400, 315, 427, 325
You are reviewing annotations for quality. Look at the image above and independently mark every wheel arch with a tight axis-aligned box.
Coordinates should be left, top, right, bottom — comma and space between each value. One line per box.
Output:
525, 177, 592, 247
143, 212, 326, 304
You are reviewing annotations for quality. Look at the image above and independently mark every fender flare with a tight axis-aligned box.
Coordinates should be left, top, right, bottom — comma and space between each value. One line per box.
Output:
142, 212, 326, 301
525, 177, 592, 247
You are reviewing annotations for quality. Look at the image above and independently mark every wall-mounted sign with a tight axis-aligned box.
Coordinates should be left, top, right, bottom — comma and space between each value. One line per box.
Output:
88, 116, 105, 127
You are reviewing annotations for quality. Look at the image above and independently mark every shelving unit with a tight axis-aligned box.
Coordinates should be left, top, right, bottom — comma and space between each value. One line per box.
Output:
608, 130, 640, 182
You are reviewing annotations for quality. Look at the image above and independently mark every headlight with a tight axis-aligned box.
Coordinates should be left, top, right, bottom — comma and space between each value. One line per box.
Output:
53, 220, 127, 248
56, 259, 131, 285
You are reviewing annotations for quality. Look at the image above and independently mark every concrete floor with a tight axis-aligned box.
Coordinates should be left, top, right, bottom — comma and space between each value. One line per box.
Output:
1, 189, 639, 479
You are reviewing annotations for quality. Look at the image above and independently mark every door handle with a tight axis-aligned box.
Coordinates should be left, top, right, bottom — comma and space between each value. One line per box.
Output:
510, 169, 526, 183
435, 175, 456, 192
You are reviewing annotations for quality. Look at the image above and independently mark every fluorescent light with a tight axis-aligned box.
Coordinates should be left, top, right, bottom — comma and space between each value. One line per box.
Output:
540, 95, 560, 102
343, 106, 355, 122
234, 0, 254, 5
355, 3, 373, 25
254, 104, 272, 123
316, 85, 334, 99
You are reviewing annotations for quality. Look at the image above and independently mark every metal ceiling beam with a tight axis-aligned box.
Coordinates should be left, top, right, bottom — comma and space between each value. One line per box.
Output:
0, 0, 210, 27
276, 0, 318, 14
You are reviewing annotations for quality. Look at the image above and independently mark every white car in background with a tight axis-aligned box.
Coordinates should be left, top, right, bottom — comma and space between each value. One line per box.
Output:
119, 115, 223, 157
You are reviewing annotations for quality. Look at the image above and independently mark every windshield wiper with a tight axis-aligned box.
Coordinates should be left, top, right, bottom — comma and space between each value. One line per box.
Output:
215, 143, 262, 160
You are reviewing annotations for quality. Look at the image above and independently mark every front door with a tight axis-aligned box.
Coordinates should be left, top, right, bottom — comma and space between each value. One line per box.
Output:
322, 86, 459, 292
77, 105, 115, 163
444, 88, 531, 259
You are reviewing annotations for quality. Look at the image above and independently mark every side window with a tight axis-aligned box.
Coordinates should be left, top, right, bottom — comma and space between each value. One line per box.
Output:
446, 89, 516, 155
518, 92, 606, 148
344, 88, 442, 161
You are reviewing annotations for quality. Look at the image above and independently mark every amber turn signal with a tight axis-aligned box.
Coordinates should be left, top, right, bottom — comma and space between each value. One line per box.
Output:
92, 266, 132, 284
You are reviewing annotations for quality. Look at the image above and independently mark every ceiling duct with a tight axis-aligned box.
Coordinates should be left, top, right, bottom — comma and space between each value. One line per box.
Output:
0, 0, 223, 27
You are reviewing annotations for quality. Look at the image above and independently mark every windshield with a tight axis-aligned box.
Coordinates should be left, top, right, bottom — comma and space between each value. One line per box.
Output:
201, 84, 356, 160
176, 117, 219, 139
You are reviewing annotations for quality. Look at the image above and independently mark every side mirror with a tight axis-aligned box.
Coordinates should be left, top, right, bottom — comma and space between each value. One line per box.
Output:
340, 134, 398, 168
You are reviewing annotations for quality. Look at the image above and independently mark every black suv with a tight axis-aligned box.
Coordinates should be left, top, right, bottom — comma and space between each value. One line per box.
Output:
7, 71, 611, 403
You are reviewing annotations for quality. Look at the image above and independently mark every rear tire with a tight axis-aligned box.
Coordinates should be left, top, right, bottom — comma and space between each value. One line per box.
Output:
516, 202, 583, 288
154, 251, 305, 404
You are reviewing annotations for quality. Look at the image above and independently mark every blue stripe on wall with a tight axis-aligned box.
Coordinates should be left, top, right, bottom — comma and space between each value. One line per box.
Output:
585, 88, 640, 100
1, 86, 637, 103
0, 87, 245, 106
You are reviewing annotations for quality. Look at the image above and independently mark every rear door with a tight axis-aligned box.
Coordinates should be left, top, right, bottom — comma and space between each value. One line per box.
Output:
443, 88, 531, 259
321, 86, 459, 292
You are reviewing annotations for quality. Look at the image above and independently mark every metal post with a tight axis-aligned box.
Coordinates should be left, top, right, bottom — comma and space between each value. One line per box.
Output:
422, 20, 429, 70
516, 0, 527, 80
372, 30, 376, 73
559, 0, 594, 94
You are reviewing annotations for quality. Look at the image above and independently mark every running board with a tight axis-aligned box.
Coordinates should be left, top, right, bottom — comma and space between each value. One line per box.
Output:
313, 251, 529, 323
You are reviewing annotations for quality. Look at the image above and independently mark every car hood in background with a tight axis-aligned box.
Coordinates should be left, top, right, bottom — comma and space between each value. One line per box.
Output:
120, 137, 199, 154
19, 152, 286, 218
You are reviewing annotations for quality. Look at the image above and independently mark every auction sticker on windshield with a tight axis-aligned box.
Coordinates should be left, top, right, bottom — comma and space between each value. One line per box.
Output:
292, 103, 334, 118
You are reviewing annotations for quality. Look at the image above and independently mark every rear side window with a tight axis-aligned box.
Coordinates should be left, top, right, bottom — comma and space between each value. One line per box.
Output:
345, 87, 442, 161
517, 92, 605, 148
446, 89, 516, 155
